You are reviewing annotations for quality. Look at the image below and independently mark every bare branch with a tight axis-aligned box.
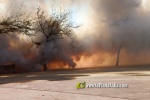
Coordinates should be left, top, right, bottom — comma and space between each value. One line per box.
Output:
31, 6, 80, 45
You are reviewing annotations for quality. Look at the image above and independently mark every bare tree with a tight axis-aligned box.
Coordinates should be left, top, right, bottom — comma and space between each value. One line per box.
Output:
32, 7, 79, 44
114, 17, 129, 67
116, 40, 123, 66
0, 3, 35, 36
0, 15, 34, 36
0, 5, 80, 71
31, 7, 80, 71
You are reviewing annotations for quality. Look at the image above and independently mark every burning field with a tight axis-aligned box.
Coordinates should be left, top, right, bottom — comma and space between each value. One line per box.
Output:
1, 0, 150, 72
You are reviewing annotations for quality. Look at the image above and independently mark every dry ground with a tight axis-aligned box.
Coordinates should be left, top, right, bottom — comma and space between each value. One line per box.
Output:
0, 66, 150, 100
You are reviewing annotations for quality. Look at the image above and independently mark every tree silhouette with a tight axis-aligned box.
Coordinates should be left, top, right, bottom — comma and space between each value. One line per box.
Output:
31, 7, 80, 71
0, 5, 80, 71
116, 40, 123, 66
0, 4, 35, 36
32, 7, 79, 45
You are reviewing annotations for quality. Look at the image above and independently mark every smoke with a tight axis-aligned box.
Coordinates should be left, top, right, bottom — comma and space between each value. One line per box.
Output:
1, 0, 150, 71
90, 0, 150, 65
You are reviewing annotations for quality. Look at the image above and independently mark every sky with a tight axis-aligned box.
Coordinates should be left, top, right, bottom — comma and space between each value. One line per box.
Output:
0, 0, 150, 70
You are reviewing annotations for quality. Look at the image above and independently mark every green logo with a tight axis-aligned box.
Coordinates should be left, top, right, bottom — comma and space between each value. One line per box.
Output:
76, 82, 86, 89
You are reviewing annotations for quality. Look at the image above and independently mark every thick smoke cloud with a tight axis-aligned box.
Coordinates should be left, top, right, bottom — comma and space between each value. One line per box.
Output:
91, 0, 150, 65
1, 0, 150, 70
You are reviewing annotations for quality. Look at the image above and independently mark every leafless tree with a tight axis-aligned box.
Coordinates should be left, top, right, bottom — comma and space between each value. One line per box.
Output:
31, 7, 80, 71
32, 7, 79, 45
0, 3, 35, 36
116, 40, 123, 66
0, 15, 35, 36
114, 17, 129, 67
0, 5, 80, 71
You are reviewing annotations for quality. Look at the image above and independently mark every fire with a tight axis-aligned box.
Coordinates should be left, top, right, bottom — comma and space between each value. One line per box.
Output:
47, 61, 69, 70
72, 51, 116, 68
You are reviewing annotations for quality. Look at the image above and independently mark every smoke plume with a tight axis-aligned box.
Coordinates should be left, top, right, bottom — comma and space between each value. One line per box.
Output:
0, 0, 150, 71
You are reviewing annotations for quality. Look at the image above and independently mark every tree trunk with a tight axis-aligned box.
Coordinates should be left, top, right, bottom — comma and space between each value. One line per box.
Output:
116, 42, 123, 67
43, 64, 47, 71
